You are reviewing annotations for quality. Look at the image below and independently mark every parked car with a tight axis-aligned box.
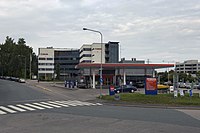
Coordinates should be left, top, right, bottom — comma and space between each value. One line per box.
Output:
114, 85, 137, 93
135, 82, 144, 88
197, 85, 200, 90
194, 84, 200, 89
169, 86, 174, 93
185, 83, 191, 89
19, 78, 25, 83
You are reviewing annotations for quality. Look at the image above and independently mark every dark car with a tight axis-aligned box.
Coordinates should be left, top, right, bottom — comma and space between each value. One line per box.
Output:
114, 85, 137, 93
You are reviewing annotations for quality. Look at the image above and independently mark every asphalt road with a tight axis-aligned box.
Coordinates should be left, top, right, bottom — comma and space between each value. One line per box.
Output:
0, 79, 200, 133
0, 79, 51, 105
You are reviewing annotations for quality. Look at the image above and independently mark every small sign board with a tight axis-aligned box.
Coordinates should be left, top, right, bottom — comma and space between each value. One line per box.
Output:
180, 89, 184, 97
189, 89, 193, 97
100, 78, 103, 83
174, 90, 178, 98
145, 78, 157, 95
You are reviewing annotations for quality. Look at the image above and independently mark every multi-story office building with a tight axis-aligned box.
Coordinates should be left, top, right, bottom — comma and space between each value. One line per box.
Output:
80, 41, 119, 63
176, 60, 200, 74
38, 47, 54, 80
38, 47, 79, 80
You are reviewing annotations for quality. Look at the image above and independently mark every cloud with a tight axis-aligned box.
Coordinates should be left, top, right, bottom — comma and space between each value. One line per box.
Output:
0, 0, 200, 63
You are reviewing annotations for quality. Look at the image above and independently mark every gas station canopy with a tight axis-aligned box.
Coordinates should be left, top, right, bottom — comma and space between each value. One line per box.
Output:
76, 63, 174, 69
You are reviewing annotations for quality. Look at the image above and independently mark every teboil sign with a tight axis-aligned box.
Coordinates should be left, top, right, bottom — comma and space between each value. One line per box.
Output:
145, 78, 158, 95
109, 85, 115, 96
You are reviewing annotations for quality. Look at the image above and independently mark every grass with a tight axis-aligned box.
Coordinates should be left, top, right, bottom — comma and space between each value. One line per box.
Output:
101, 93, 200, 106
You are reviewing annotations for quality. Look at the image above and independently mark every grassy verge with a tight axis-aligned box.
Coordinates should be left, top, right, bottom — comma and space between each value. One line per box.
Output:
101, 93, 200, 106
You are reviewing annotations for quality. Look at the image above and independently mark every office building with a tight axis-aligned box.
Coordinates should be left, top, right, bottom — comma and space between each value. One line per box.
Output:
38, 47, 79, 80
176, 60, 200, 74
80, 41, 119, 63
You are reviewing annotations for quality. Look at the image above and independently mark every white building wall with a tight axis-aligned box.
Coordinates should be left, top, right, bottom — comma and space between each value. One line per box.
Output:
91, 43, 105, 63
80, 43, 106, 63
38, 48, 54, 74
80, 44, 92, 63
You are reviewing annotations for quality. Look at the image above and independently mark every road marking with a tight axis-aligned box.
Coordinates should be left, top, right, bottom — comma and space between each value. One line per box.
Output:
0, 100, 102, 115
0, 110, 7, 115
25, 104, 45, 110
16, 104, 36, 111
71, 101, 95, 106
48, 101, 69, 107
8, 105, 26, 112
33, 103, 53, 109
56, 101, 78, 106
0, 106, 17, 113
72, 100, 96, 106
67, 101, 86, 106
40, 102, 61, 108
96, 103, 103, 106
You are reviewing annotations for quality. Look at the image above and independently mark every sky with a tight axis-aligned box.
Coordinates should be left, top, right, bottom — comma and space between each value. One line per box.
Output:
0, 0, 200, 64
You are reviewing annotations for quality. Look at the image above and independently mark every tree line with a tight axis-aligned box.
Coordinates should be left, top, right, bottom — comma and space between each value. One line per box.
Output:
158, 70, 200, 84
0, 36, 37, 79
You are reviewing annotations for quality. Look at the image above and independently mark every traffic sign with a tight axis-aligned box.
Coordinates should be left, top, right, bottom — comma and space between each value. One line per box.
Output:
100, 78, 103, 83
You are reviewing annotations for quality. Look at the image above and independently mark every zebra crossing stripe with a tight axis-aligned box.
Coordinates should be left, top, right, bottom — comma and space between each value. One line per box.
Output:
16, 104, 36, 111
56, 101, 77, 106
25, 104, 45, 110
70, 100, 96, 106
40, 102, 61, 108
33, 103, 53, 109
0, 106, 17, 113
48, 101, 69, 107
66, 101, 86, 106
95, 103, 103, 106
70, 101, 95, 106
8, 105, 26, 112
0, 110, 7, 115
0, 100, 103, 115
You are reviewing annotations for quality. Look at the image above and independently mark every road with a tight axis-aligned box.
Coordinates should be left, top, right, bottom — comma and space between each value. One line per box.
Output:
0, 79, 200, 133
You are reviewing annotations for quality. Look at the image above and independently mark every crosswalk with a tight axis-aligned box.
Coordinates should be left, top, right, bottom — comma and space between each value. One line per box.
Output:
0, 100, 102, 115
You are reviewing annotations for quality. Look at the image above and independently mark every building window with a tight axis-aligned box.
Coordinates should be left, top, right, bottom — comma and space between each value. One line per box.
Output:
80, 54, 92, 58
81, 60, 91, 63
84, 48, 91, 51
47, 58, 53, 60
39, 58, 45, 60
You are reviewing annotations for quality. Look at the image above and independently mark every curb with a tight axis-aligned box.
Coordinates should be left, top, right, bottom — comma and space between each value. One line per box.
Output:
26, 81, 52, 92
51, 84, 79, 90
90, 99, 200, 110
35, 85, 52, 92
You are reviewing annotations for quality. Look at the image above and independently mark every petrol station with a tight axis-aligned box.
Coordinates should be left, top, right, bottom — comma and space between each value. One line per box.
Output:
76, 63, 174, 89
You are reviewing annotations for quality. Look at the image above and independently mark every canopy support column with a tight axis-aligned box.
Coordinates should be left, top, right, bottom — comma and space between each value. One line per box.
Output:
92, 69, 96, 89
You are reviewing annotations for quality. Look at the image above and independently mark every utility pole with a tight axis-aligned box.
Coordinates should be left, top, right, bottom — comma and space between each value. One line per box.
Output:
30, 53, 32, 79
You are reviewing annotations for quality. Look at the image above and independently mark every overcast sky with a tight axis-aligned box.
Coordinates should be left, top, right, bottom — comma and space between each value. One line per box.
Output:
0, 0, 200, 63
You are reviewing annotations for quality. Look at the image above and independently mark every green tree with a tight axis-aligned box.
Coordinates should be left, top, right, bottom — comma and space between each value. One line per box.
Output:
0, 36, 37, 78
196, 71, 200, 81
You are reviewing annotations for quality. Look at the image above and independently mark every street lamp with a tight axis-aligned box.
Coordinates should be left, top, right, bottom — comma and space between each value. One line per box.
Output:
83, 27, 103, 98
18, 55, 26, 80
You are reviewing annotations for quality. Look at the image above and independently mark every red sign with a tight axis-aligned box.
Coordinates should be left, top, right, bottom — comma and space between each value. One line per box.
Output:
110, 86, 115, 91
146, 78, 157, 90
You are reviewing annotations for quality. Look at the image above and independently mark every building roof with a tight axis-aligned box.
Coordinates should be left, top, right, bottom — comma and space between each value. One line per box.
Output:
76, 63, 174, 69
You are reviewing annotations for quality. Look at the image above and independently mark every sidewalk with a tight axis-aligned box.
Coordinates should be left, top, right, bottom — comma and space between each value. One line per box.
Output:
26, 80, 200, 110
26, 80, 108, 101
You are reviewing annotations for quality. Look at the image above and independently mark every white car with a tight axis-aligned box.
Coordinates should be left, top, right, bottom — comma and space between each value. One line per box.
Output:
169, 86, 174, 93
19, 78, 25, 83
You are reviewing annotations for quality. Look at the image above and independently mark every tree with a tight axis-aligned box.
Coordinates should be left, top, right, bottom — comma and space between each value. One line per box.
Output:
196, 71, 200, 81
0, 36, 37, 78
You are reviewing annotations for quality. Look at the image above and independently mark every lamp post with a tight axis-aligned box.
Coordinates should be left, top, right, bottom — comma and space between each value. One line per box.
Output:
30, 53, 32, 80
83, 27, 103, 98
18, 55, 26, 80
0, 48, 2, 77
